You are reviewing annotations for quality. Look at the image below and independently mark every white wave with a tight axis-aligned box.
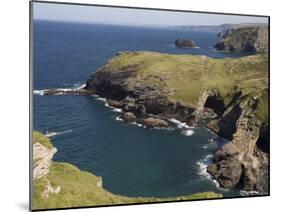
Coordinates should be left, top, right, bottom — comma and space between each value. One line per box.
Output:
240, 190, 260, 196
167, 44, 175, 48
202, 145, 209, 149
96, 97, 107, 102
182, 129, 195, 136
169, 118, 194, 129
44, 130, 72, 138
112, 108, 122, 113
33, 83, 85, 96
33, 89, 46, 95
196, 154, 229, 191
73, 83, 86, 90
115, 116, 123, 122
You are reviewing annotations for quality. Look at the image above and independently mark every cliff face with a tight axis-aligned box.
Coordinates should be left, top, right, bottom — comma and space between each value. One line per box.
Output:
33, 142, 57, 180
206, 94, 268, 191
84, 51, 268, 192
214, 27, 268, 53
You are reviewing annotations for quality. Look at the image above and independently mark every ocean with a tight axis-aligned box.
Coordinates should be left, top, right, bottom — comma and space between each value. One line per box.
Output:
33, 20, 247, 198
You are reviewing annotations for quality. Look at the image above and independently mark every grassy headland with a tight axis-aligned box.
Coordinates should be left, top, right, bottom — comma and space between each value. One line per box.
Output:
103, 51, 268, 113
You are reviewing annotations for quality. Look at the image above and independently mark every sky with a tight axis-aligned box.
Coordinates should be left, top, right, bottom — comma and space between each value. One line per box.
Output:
33, 2, 268, 27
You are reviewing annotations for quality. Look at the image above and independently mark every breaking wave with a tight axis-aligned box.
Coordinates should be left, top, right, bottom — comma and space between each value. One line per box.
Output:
196, 154, 229, 191
33, 83, 86, 96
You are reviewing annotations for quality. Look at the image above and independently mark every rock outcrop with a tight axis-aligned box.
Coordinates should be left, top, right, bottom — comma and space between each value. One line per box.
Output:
214, 27, 268, 53
121, 112, 136, 123
139, 117, 169, 128
175, 39, 196, 48
33, 142, 57, 180
206, 94, 269, 191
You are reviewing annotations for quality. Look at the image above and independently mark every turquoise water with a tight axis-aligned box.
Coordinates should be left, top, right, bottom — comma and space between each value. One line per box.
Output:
33, 20, 245, 198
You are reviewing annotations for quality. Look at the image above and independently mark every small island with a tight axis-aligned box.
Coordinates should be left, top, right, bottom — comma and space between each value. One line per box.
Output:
175, 39, 196, 48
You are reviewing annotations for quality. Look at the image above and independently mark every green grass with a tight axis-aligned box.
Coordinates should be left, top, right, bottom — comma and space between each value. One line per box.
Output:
33, 162, 222, 210
33, 132, 223, 210
103, 51, 268, 120
33, 131, 53, 149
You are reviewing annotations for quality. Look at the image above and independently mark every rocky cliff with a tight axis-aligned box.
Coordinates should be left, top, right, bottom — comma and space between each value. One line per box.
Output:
83, 51, 268, 192
214, 27, 268, 53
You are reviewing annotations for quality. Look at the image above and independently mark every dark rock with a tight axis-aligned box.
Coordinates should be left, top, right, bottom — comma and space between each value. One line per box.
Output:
139, 117, 169, 128
216, 157, 243, 188
175, 39, 196, 48
121, 112, 136, 123
44, 88, 91, 96
107, 99, 123, 108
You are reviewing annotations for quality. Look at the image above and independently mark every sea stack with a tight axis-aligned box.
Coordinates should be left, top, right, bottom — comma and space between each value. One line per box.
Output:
175, 39, 196, 48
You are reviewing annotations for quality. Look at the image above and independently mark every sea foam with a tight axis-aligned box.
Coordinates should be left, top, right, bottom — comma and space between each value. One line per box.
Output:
33, 89, 46, 96
196, 154, 229, 191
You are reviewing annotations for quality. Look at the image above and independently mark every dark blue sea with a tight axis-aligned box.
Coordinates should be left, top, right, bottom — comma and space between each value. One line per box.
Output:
33, 20, 247, 198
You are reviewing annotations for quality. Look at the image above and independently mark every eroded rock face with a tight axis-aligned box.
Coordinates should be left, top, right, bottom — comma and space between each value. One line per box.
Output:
206, 95, 268, 191
175, 39, 196, 48
85, 64, 199, 125
139, 117, 169, 128
214, 27, 268, 53
33, 142, 57, 180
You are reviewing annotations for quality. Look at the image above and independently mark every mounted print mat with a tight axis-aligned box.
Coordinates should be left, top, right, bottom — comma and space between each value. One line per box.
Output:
30, 1, 269, 211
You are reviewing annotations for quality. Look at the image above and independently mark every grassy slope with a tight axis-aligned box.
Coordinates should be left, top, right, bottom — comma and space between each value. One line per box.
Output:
33, 132, 222, 210
105, 51, 268, 122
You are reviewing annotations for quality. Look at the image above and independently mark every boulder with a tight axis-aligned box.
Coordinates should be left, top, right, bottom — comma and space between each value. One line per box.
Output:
107, 99, 123, 108
140, 117, 169, 128
121, 112, 136, 123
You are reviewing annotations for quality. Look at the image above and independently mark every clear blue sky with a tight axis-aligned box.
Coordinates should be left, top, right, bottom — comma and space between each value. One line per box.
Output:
33, 2, 268, 26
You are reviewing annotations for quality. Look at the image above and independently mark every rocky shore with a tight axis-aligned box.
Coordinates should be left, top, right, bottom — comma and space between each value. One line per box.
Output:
214, 26, 268, 53
37, 50, 269, 193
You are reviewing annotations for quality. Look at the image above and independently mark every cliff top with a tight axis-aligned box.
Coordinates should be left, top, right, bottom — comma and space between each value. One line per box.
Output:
102, 51, 268, 108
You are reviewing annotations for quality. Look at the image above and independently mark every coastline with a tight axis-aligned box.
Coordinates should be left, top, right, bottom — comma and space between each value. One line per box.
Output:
33, 50, 268, 194
32, 131, 223, 210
